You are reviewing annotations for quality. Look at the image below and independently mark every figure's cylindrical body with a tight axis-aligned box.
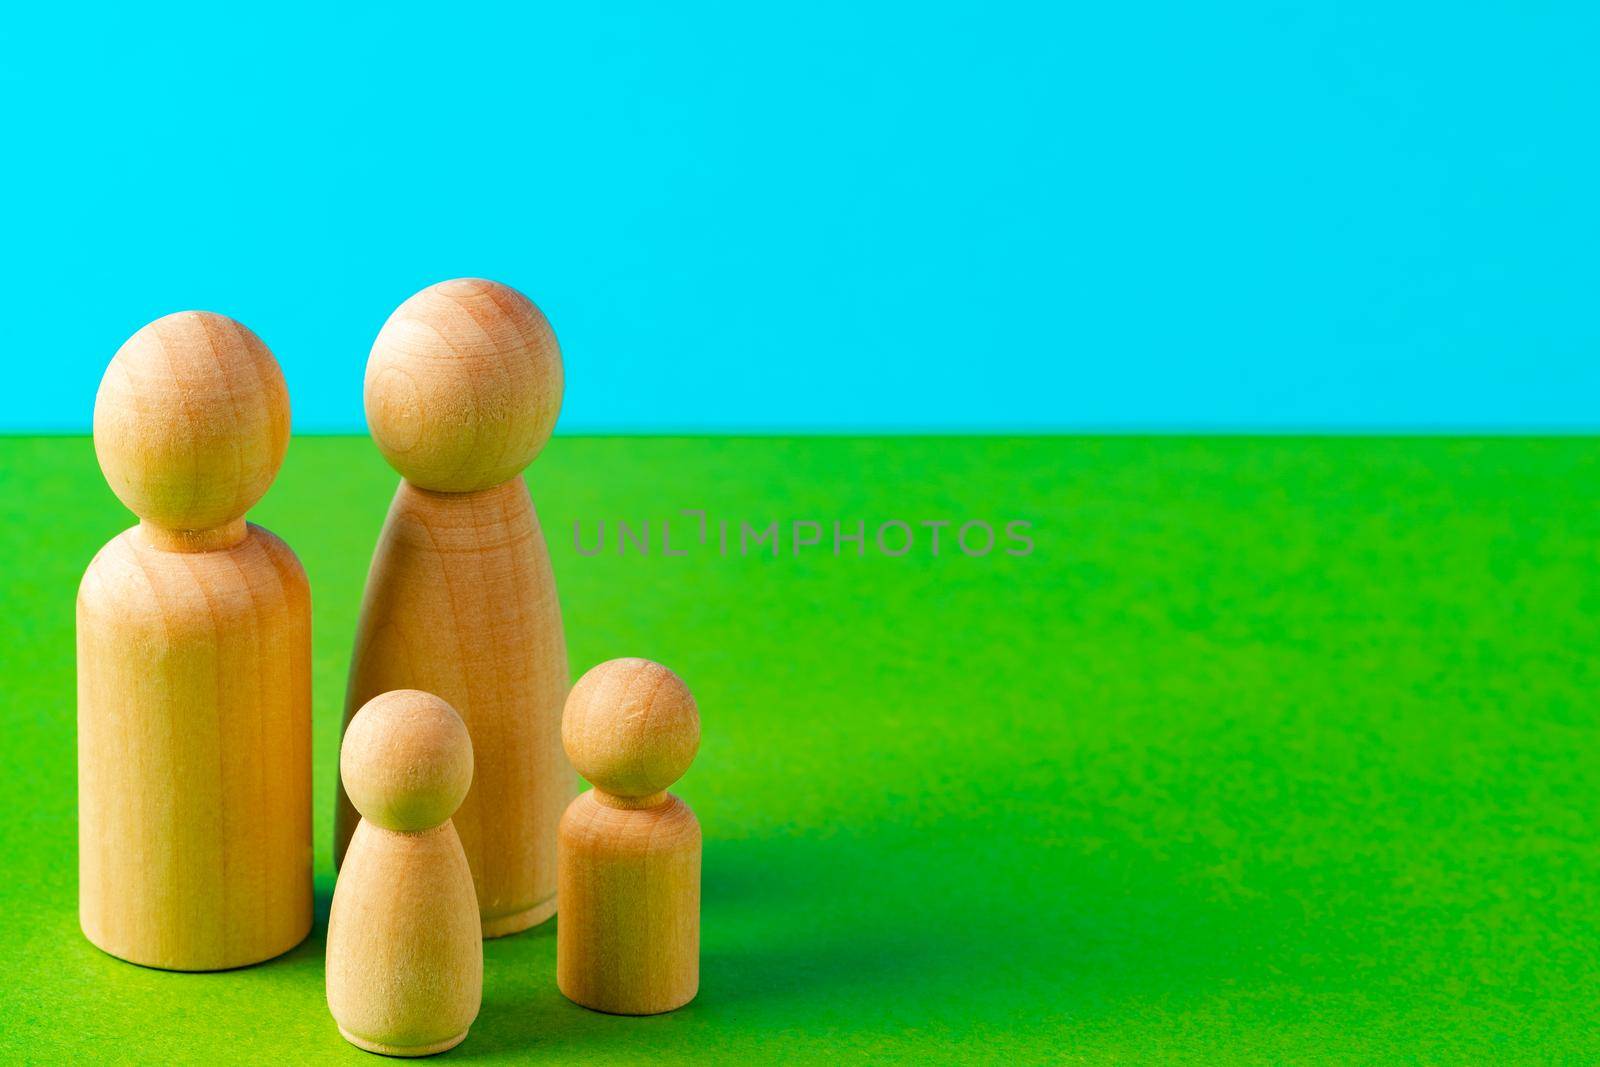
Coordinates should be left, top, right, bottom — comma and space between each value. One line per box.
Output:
77, 524, 312, 971
336, 478, 571, 936
557, 791, 702, 1014
328, 820, 482, 1056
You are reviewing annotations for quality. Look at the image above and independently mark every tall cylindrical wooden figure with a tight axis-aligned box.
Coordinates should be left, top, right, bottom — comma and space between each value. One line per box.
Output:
78, 312, 312, 970
335, 278, 572, 937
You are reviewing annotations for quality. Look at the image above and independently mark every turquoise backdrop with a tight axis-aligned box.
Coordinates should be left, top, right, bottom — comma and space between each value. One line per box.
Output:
2, 2, 1597, 431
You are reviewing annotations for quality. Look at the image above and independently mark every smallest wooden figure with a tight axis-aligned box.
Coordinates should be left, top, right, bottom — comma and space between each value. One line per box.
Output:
327, 691, 482, 1056
558, 658, 703, 1015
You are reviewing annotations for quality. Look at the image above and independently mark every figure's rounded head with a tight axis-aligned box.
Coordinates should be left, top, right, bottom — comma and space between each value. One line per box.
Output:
563, 658, 700, 798
364, 278, 563, 493
93, 312, 290, 532
341, 690, 474, 832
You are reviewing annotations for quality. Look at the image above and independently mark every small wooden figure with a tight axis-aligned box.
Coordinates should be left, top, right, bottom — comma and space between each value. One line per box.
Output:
336, 278, 571, 939
558, 658, 702, 1015
327, 690, 482, 1057
78, 311, 311, 971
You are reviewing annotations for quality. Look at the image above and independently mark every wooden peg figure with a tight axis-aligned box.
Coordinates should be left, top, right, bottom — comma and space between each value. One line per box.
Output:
558, 658, 702, 1015
78, 312, 311, 970
337, 278, 571, 939
327, 690, 482, 1057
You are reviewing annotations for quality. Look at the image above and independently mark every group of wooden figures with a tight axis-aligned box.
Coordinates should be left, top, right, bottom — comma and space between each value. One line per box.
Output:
77, 279, 700, 1055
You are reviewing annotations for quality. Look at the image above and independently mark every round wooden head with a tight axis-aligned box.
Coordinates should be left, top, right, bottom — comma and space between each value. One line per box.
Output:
364, 278, 563, 493
341, 690, 474, 833
93, 312, 290, 532
563, 658, 700, 799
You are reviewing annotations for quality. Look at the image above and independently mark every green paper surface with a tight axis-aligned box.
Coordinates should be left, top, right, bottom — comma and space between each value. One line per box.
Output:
0, 436, 1593, 1063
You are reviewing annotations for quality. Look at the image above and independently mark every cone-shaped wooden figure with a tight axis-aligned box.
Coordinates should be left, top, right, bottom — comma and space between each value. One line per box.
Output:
336, 278, 571, 939
328, 690, 482, 1057
78, 312, 311, 971
558, 658, 702, 1015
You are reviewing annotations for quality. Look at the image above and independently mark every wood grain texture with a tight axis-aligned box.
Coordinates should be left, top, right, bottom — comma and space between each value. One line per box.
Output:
328, 691, 481, 1057
337, 279, 570, 939
93, 311, 290, 532
363, 278, 562, 494
557, 659, 702, 1014
558, 792, 702, 1015
335, 479, 571, 936
78, 312, 310, 971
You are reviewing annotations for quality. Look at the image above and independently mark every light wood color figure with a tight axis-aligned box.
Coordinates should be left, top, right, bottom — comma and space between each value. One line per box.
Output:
335, 278, 571, 938
558, 658, 702, 1015
78, 312, 311, 970
328, 690, 482, 1057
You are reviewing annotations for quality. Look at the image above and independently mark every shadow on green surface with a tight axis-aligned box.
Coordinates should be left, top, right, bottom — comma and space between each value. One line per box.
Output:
5, 436, 1597, 1062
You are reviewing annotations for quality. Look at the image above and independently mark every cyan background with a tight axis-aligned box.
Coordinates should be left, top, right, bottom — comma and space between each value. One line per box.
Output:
3, 3, 1596, 432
